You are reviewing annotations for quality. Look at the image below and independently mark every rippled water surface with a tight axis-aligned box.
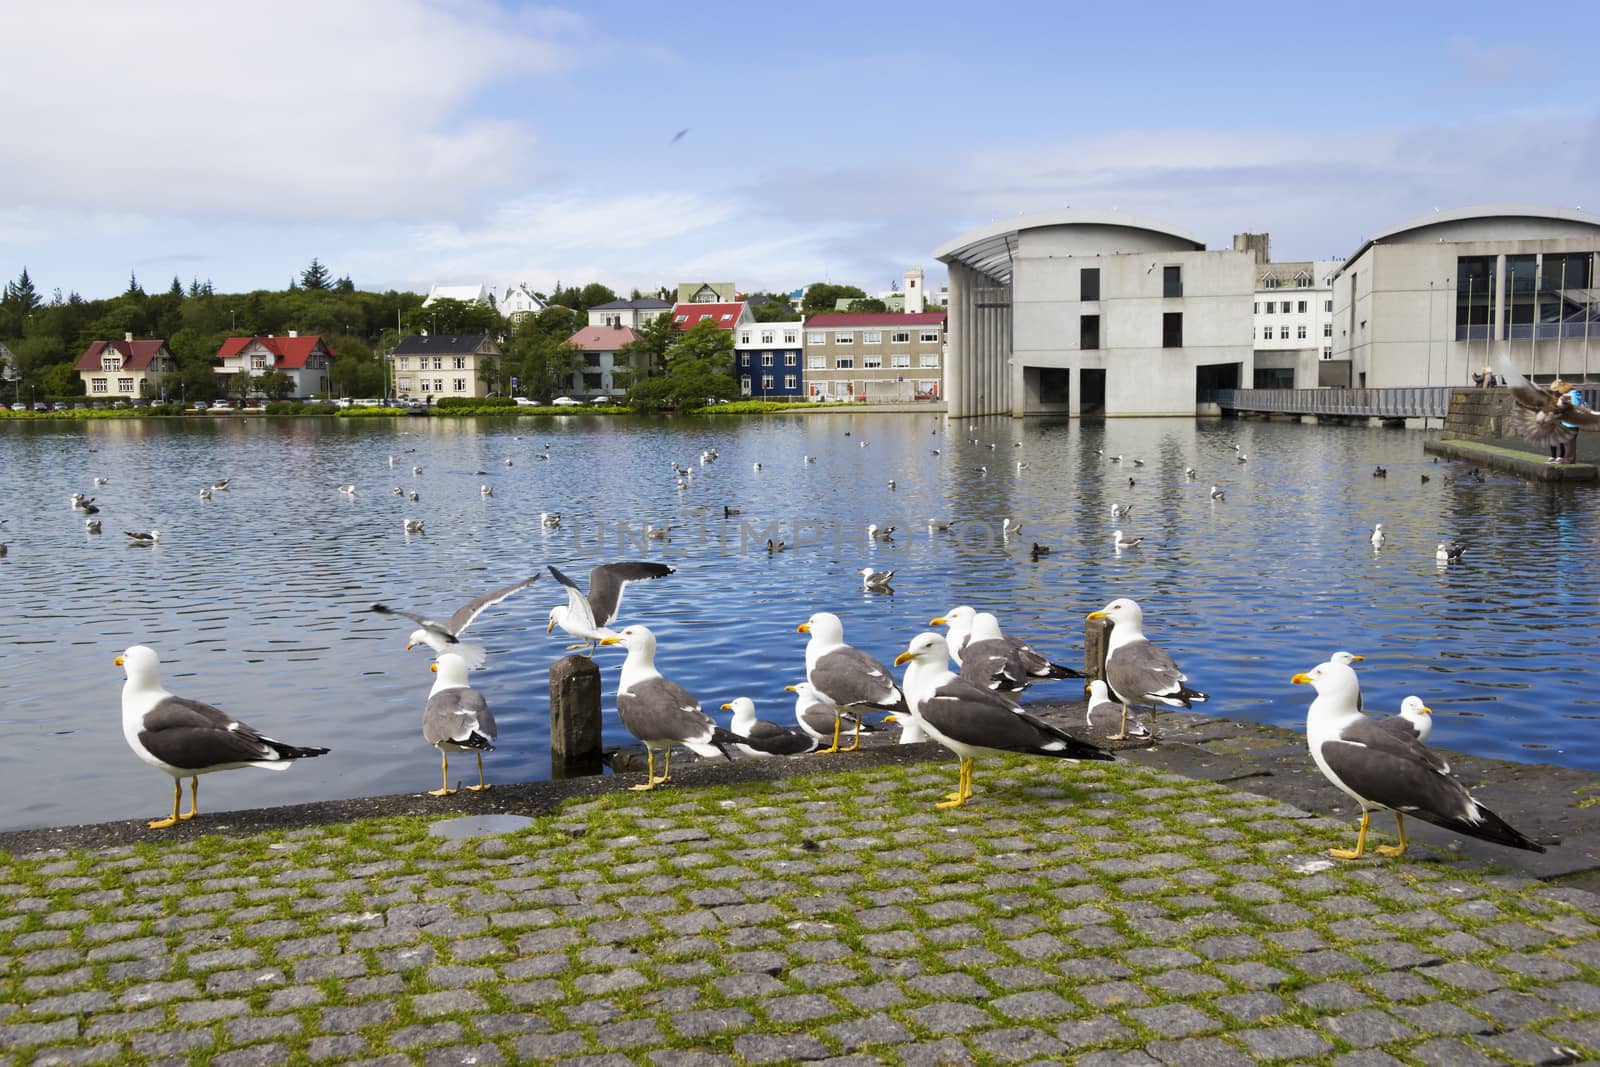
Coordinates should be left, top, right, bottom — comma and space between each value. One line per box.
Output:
2, 413, 1597, 831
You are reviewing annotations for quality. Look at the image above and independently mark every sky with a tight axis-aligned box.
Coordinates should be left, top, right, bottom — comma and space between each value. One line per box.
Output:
3, 1, 1597, 303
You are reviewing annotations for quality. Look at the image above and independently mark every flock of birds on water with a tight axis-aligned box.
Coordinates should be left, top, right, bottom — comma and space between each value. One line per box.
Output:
40, 368, 1585, 860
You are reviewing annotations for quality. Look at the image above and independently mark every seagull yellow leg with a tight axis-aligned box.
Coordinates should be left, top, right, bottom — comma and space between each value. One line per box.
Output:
178, 777, 200, 821
842, 714, 863, 753
821, 713, 842, 754
148, 779, 182, 829
466, 752, 490, 792
962, 759, 976, 801
1377, 812, 1408, 857
1109, 705, 1129, 742
567, 642, 590, 651
1330, 811, 1371, 859
938, 760, 974, 809
630, 749, 660, 791
428, 752, 457, 796
659, 747, 673, 784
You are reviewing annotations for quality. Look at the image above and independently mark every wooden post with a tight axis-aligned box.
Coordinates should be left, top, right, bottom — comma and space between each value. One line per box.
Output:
1084, 615, 1112, 682
549, 655, 603, 779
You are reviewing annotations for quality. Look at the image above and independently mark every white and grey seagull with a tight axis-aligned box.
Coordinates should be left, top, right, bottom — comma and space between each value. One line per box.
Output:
1085, 598, 1206, 739
599, 625, 734, 790
421, 652, 497, 795
1378, 694, 1434, 744
798, 611, 907, 752
546, 561, 676, 655
722, 697, 819, 757
784, 682, 882, 747
370, 574, 541, 669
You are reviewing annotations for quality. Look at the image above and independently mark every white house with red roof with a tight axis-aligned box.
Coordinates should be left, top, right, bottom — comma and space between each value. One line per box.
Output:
75, 334, 177, 400
565, 324, 638, 398
801, 312, 946, 401
213, 332, 334, 398
670, 301, 752, 332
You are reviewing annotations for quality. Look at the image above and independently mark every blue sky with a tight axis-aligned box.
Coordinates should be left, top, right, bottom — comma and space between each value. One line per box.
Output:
3, 1, 1596, 302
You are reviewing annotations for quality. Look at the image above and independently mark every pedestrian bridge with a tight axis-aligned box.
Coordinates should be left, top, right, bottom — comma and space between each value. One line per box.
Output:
1213, 386, 1455, 421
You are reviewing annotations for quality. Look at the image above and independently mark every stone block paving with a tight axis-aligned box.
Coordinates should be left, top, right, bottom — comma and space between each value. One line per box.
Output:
2, 759, 1598, 1064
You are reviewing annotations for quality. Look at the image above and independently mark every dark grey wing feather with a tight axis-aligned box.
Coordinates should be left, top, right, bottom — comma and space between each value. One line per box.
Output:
587, 562, 675, 627
1006, 634, 1085, 679
958, 639, 1029, 692
446, 575, 540, 636
370, 603, 450, 637
139, 696, 328, 769
737, 719, 820, 756
918, 678, 1112, 761
1105, 639, 1204, 707
547, 565, 596, 630
811, 647, 905, 711
617, 676, 714, 745
423, 687, 496, 749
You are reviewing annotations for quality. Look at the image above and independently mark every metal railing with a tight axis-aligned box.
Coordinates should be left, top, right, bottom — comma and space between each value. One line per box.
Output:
1213, 387, 1455, 419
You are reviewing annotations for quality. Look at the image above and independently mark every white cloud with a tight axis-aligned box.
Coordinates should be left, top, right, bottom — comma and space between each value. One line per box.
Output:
0, 0, 575, 223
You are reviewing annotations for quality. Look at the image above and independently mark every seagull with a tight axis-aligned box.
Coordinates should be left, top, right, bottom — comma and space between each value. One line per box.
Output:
504, 458, 513, 467
1236, 454, 1248, 463
1131, 458, 1145, 467
1111, 503, 1132, 518
125, 530, 160, 545
1113, 529, 1143, 550
867, 523, 895, 542
93, 477, 108, 486
211, 479, 230, 491
798, 612, 907, 752
784, 682, 882, 747
860, 567, 895, 592
1435, 542, 1465, 563
803, 455, 815, 464
1292, 659, 1543, 859
1084, 678, 1149, 738
546, 561, 675, 655
1015, 462, 1028, 472
370, 574, 541, 669
412, 466, 423, 476
955, 612, 1032, 695
887, 479, 896, 490
408, 491, 419, 502
975, 465, 988, 475
117, 645, 329, 829
1110, 454, 1123, 463
929, 605, 1084, 684
541, 512, 561, 528
199, 487, 212, 500
1184, 467, 1197, 479
598, 625, 734, 790
1379, 695, 1434, 744
1370, 524, 1386, 548
403, 518, 425, 533
1209, 485, 1225, 501
81, 501, 100, 515
721, 697, 819, 757
69, 493, 93, 510
753, 462, 762, 472
646, 524, 672, 541
337, 484, 355, 496
421, 653, 496, 795
894, 632, 1113, 808
392, 487, 403, 496
480, 485, 493, 497
388, 456, 397, 467
85, 519, 102, 534
1085, 598, 1206, 739
1001, 518, 1022, 536
927, 519, 954, 532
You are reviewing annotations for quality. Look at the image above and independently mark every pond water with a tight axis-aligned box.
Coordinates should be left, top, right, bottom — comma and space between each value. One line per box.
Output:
2, 413, 1597, 832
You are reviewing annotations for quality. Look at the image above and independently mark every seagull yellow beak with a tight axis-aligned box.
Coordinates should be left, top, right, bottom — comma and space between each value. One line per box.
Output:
599, 635, 623, 646
720, 703, 733, 711
114, 655, 124, 666
1086, 610, 1108, 621
783, 684, 799, 692
1350, 654, 1366, 662
884, 714, 901, 724
405, 641, 415, 650
430, 663, 438, 673
1290, 673, 1313, 685
929, 616, 947, 625
546, 619, 555, 634
1416, 704, 1433, 716
893, 651, 913, 666
797, 623, 811, 633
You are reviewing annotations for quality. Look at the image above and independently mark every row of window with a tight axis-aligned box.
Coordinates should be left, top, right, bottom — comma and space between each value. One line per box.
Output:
1261, 272, 1314, 289
1256, 300, 1331, 314
88, 377, 137, 393
806, 330, 942, 345
395, 378, 471, 392
395, 357, 470, 370
738, 353, 799, 367
739, 375, 800, 390
1260, 325, 1320, 340
805, 354, 941, 370
1078, 265, 1184, 300
737, 330, 801, 345
1077, 313, 1334, 349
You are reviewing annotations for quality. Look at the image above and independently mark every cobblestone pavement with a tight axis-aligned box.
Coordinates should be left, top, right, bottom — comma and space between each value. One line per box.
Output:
3, 757, 1598, 1066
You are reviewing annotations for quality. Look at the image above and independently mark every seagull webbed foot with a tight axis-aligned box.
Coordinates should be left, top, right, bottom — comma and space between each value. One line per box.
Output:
146, 816, 179, 829
936, 796, 969, 809
466, 784, 491, 792
427, 787, 458, 797
1375, 843, 1406, 857
1327, 846, 1364, 859
1107, 731, 1127, 742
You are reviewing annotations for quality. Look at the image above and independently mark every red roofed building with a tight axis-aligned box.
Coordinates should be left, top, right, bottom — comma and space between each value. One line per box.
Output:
565, 325, 638, 398
670, 301, 752, 332
214, 332, 334, 399
801, 312, 947, 401
75, 333, 177, 400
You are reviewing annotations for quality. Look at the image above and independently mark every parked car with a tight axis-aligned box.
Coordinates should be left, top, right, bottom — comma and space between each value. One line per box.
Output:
587, 396, 613, 405
192, 401, 209, 411
90, 402, 106, 410
513, 397, 542, 407
112, 400, 128, 409
9, 402, 25, 411
74, 402, 88, 410
52, 402, 69, 411
552, 396, 582, 407
32, 402, 49, 412
210, 400, 233, 411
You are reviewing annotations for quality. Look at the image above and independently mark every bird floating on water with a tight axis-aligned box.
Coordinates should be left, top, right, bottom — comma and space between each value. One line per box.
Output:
1370, 523, 1386, 548
1113, 529, 1143, 550
403, 518, 425, 533
860, 567, 895, 592
1435, 541, 1465, 563
126, 529, 160, 545
85, 518, 102, 533
1209, 485, 1225, 501
868, 523, 895, 542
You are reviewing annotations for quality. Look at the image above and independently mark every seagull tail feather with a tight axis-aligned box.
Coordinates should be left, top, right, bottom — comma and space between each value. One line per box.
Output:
1415, 801, 1546, 853
1178, 685, 1207, 705
260, 739, 331, 761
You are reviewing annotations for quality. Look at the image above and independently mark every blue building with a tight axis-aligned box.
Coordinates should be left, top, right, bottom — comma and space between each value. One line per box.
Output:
733, 321, 805, 399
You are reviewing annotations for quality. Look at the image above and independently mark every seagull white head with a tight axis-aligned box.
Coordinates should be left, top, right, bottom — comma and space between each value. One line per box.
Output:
115, 644, 162, 687
971, 612, 1005, 641
405, 628, 429, 651
1400, 695, 1432, 720
1086, 598, 1144, 632
720, 697, 758, 731
784, 680, 828, 705
893, 631, 949, 669
599, 624, 656, 658
1290, 659, 1361, 708
797, 611, 844, 645
929, 605, 976, 630
1329, 651, 1365, 666
431, 653, 470, 688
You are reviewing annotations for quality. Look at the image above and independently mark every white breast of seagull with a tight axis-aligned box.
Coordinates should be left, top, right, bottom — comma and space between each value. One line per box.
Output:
121, 677, 177, 774
1104, 610, 1147, 653
1304, 664, 1371, 806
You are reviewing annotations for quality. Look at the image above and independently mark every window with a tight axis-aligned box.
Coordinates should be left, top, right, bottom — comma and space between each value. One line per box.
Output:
719, 313, 732, 322
434, 379, 444, 392
674, 314, 687, 323
453, 378, 466, 391
739, 331, 751, 344
420, 380, 431, 392
740, 378, 752, 395
1324, 323, 1333, 337
783, 375, 797, 389
452, 356, 466, 370
1263, 274, 1279, 289
1163, 312, 1183, 347
835, 356, 854, 369
118, 377, 134, 392
919, 354, 939, 368
835, 332, 854, 344
920, 330, 939, 342
761, 375, 773, 389
1252, 302, 1259, 314
1081, 267, 1100, 301
761, 353, 773, 367
1163, 266, 1182, 298
760, 331, 773, 344
891, 353, 911, 368
740, 353, 750, 367
1323, 346, 1333, 359
863, 331, 881, 344
807, 331, 825, 344
91, 377, 107, 393
398, 378, 412, 391
783, 330, 797, 344
250, 355, 267, 370
1297, 301, 1307, 314
1080, 314, 1100, 350
1263, 302, 1272, 315
1262, 326, 1272, 340
891, 330, 910, 344
398, 357, 410, 370
102, 355, 123, 371
432, 357, 443, 370
1279, 326, 1290, 340
864, 355, 883, 369
1297, 325, 1307, 339
784, 353, 796, 366
1296, 272, 1312, 287
807, 355, 825, 369
1324, 299, 1333, 312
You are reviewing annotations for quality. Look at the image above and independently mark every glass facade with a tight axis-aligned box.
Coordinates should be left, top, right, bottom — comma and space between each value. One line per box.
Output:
1456, 255, 1495, 340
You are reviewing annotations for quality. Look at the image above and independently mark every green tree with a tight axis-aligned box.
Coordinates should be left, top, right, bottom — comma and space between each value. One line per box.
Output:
40, 361, 79, 398
256, 368, 296, 400
845, 297, 889, 313
625, 319, 735, 411
301, 258, 332, 291
125, 271, 144, 297
505, 308, 583, 402
801, 283, 867, 314
614, 312, 675, 383
3, 267, 42, 313
747, 292, 801, 321
408, 297, 501, 337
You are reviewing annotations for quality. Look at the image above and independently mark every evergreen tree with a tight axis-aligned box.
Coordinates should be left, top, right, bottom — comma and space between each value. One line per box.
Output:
125, 271, 144, 296
3, 267, 42, 312
301, 258, 332, 290
168, 276, 185, 298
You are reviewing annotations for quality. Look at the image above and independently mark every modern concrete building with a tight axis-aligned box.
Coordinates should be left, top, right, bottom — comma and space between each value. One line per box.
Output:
733, 321, 804, 398
935, 210, 1254, 417
1331, 205, 1600, 388
1237, 233, 1342, 388
392, 334, 501, 401
801, 312, 945, 401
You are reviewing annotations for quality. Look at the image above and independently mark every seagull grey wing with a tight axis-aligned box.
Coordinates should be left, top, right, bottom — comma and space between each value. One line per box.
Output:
1374, 714, 1422, 745
370, 604, 440, 630
617, 676, 714, 744
1319, 722, 1483, 823
587, 562, 676, 627
958, 639, 1028, 691
137, 696, 285, 769
917, 677, 1106, 760
547, 564, 597, 631
424, 687, 496, 748
1510, 403, 1576, 448
1361, 717, 1447, 773
797, 701, 841, 737
446, 575, 541, 636
811, 647, 904, 711
740, 719, 820, 756
1006, 635, 1085, 679
1105, 639, 1190, 707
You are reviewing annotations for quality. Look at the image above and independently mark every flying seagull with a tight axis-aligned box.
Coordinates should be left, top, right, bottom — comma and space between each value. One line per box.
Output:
670, 127, 690, 144
547, 561, 676, 655
422, 653, 497, 795
370, 574, 541, 669
117, 645, 328, 829
1293, 659, 1542, 859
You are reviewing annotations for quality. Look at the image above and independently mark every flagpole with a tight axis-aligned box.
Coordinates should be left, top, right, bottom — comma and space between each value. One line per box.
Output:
1556, 258, 1567, 380
1466, 275, 1474, 385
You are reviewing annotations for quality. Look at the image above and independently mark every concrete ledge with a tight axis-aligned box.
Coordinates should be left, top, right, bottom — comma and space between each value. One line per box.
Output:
1424, 438, 1598, 481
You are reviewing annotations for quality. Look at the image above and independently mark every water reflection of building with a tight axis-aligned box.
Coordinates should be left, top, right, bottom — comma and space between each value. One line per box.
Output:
1331, 205, 1600, 388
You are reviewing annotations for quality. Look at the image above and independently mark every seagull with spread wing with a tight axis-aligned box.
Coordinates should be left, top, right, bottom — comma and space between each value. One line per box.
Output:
370, 574, 542, 670
546, 561, 676, 655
